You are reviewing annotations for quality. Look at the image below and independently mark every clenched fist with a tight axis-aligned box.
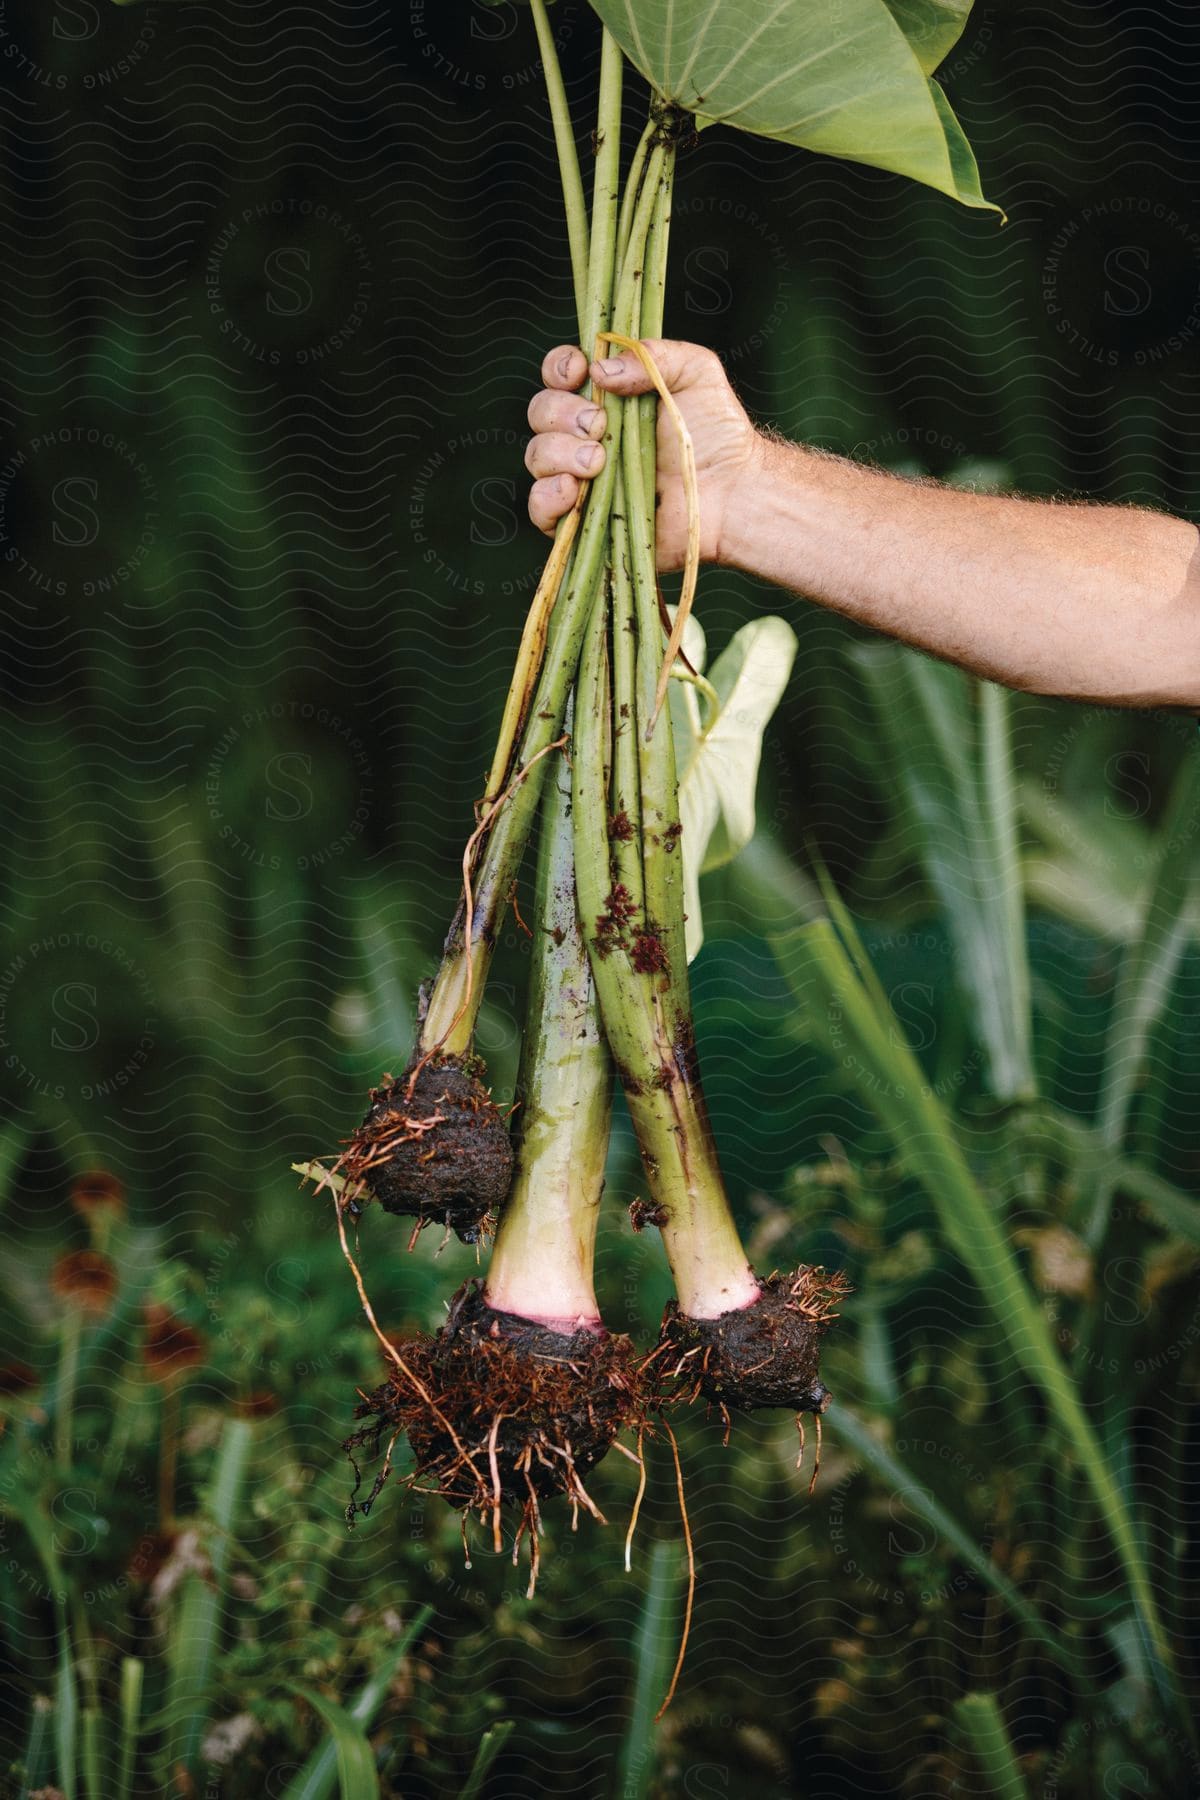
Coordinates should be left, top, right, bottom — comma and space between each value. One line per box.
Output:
524, 338, 761, 569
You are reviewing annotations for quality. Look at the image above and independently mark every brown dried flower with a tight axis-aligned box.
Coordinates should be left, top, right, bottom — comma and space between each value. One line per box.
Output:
69, 1171, 127, 1221
141, 1303, 206, 1382
50, 1251, 117, 1318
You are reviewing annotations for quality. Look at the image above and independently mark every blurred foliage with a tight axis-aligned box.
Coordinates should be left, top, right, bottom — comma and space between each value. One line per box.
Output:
0, 1, 1199, 1795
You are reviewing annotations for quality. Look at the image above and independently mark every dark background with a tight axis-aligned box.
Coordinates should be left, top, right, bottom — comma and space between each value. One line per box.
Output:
0, 1, 1198, 1795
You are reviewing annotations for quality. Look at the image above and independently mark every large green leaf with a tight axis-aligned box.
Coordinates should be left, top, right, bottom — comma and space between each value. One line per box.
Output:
588, 0, 997, 209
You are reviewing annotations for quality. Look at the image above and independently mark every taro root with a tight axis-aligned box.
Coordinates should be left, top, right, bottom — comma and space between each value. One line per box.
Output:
657, 1267, 850, 1417
347, 1279, 644, 1547
341, 1054, 513, 1244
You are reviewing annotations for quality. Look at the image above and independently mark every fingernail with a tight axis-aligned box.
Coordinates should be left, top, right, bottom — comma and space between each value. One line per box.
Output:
599, 357, 625, 377
577, 443, 603, 473
579, 404, 604, 435
557, 352, 576, 379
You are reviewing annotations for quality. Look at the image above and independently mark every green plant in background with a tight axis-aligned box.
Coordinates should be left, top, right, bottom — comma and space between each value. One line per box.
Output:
852, 645, 1033, 1102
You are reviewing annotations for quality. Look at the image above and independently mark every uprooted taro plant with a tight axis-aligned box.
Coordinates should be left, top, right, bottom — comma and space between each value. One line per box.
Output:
292, 0, 994, 1686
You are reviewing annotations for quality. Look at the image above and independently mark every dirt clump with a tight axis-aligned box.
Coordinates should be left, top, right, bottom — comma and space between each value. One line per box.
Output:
346, 1279, 645, 1526
341, 1056, 513, 1243
656, 1266, 850, 1415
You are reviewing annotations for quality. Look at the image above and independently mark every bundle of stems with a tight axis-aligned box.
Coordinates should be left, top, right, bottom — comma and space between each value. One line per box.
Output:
329, 10, 844, 1558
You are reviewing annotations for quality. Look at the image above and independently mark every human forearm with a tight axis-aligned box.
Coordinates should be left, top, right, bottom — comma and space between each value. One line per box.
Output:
722, 434, 1200, 708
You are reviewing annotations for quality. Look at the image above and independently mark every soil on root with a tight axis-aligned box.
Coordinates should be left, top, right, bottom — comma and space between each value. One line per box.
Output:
339, 1057, 513, 1244
656, 1266, 850, 1416
345, 1279, 645, 1534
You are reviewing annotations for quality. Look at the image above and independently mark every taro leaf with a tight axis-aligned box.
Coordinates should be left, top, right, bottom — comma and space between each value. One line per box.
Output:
881, 0, 974, 74
587, 0, 997, 210
671, 615, 797, 961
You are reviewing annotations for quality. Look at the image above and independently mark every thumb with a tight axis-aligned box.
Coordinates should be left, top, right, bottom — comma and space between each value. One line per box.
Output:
588, 337, 709, 398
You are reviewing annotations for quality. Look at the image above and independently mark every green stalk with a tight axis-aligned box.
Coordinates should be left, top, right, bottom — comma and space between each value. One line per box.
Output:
418, 142, 666, 1058
476, 23, 610, 821
1079, 748, 1200, 1249
627, 167, 688, 1022
574, 597, 756, 1316
584, 30, 625, 349
607, 499, 645, 911
18, 1695, 54, 1794
115, 1657, 143, 1800
55, 1311, 80, 1472
571, 139, 760, 1320
460, 1722, 517, 1800
164, 1417, 254, 1774
483, 722, 612, 1333
529, 0, 589, 325
951, 1693, 1030, 1800
616, 1540, 688, 1798
614, 120, 655, 272
280, 1607, 433, 1800
581, 119, 664, 868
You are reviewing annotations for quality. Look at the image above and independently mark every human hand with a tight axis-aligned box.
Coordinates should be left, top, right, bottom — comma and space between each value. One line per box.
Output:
524, 339, 761, 569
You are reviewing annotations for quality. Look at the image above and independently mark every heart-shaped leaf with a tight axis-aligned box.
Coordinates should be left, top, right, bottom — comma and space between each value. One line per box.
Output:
670, 614, 797, 960
588, 0, 997, 210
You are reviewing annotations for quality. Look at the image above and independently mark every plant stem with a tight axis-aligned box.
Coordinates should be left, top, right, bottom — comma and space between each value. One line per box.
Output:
418, 143, 667, 1060
484, 723, 611, 1333
529, 0, 589, 327
628, 171, 688, 1027
574, 556, 757, 1318
614, 119, 655, 270
55, 1309, 81, 1469
481, 37, 628, 818
571, 137, 760, 1319
115, 1657, 143, 1800
575, 575, 757, 1318
158, 1375, 181, 1533
165, 1417, 254, 1775
607, 498, 646, 912
584, 30, 625, 350
480, 15, 604, 817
